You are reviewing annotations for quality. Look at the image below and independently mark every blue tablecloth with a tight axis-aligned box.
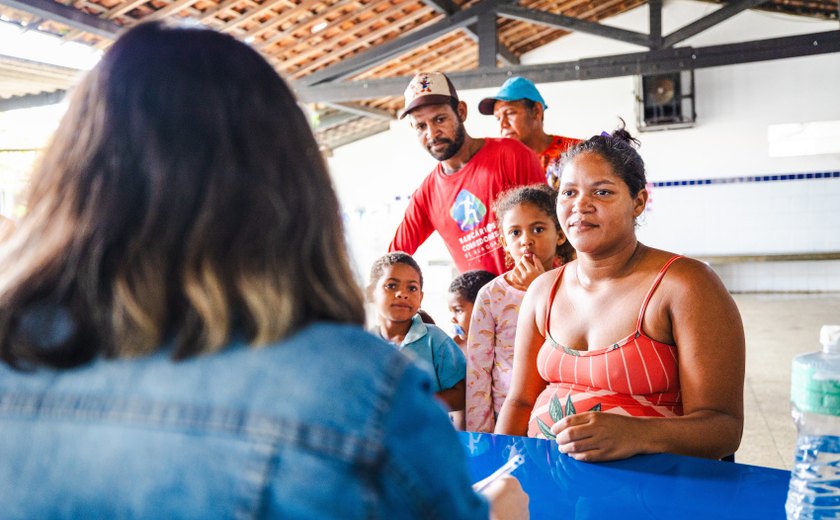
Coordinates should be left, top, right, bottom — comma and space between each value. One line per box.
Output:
460, 432, 791, 519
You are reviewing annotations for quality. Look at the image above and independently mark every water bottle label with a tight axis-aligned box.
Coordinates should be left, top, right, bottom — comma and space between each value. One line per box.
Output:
786, 435, 840, 519
792, 363, 840, 416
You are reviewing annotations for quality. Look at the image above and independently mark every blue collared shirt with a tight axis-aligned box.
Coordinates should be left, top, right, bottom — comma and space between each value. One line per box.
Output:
396, 314, 467, 393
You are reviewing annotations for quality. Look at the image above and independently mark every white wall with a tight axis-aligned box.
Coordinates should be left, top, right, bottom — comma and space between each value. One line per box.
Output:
328, 0, 840, 317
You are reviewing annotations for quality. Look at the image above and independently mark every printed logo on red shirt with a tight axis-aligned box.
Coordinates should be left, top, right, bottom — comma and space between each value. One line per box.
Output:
450, 189, 487, 232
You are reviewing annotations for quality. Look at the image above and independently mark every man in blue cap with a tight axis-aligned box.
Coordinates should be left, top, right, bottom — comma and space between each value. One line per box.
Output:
389, 72, 545, 276
479, 76, 581, 189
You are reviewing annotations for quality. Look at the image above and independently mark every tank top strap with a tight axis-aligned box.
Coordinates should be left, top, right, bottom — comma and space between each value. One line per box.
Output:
635, 255, 684, 331
544, 264, 567, 337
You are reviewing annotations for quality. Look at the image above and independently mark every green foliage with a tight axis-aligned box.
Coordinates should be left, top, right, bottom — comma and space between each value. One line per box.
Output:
535, 395, 602, 440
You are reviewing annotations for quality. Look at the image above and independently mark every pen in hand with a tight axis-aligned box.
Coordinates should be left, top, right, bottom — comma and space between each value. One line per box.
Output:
472, 453, 525, 493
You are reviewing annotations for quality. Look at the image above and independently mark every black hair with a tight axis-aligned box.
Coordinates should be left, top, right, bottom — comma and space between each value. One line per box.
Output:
448, 97, 460, 114
448, 270, 495, 304
492, 183, 575, 265
368, 252, 424, 296
559, 119, 646, 197
519, 99, 537, 111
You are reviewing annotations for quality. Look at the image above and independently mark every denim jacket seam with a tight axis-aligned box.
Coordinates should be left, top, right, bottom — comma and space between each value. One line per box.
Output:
356, 349, 414, 519
235, 438, 278, 520
365, 351, 412, 441
0, 391, 381, 465
366, 352, 459, 519
381, 453, 447, 519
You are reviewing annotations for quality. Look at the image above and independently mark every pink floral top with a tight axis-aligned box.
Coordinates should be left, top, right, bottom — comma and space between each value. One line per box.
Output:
465, 275, 525, 432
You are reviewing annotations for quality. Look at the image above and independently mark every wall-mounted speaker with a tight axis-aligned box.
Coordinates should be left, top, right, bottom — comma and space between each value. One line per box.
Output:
636, 70, 695, 131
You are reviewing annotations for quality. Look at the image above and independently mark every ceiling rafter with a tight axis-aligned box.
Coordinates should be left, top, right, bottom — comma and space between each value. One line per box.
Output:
649, 0, 661, 48
422, 0, 518, 65
495, 4, 651, 47
301, 0, 510, 86
0, 0, 837, 149
293, 0, 839, 110
253, 0, 362, 49
662, 0, 768, 48
477, 10, 496, 67
284, 2, 435, 77
0, 0, 120, 38
323, 101, 393, 119
0, 89, 65, 111
296, 29, 840, 102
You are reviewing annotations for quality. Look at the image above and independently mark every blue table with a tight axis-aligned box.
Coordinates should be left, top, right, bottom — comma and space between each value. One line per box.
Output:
459, 432, 791, 519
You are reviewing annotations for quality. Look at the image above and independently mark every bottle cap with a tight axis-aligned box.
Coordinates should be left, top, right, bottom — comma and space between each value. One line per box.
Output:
791, 325, 840, 416
821, 325, 840, 349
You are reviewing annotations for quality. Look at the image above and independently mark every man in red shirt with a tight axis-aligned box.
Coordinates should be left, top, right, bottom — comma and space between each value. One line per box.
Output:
478, 76, 582, 190
389, 72, 545, 276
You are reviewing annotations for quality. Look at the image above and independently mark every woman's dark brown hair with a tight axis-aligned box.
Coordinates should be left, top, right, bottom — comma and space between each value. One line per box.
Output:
559, 120, 646, 198
0, 21, 365, 368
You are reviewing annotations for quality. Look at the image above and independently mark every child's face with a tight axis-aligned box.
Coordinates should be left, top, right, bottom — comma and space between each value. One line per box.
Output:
447, 292, 474, 337
372, 264, 423, 324
501, 202, 564, 271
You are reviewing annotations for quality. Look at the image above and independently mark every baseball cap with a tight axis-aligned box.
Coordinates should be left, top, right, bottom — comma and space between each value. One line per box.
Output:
399, 71, 459, 119
478, 76, 548, 115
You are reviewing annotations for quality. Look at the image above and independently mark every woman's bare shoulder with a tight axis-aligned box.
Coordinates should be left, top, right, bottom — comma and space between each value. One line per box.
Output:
645, 249, 732, 306
642, 248, 718, 282
522, 264, 569, 323
529, 263, 569, 298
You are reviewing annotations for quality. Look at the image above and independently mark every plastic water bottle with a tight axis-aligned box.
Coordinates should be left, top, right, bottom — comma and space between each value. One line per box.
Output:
786, 325, 840, 520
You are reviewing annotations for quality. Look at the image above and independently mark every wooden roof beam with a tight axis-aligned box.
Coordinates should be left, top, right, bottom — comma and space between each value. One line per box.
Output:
649, 0, 662, 49
477, 11, 497, 68
495, 4, 650, 48
662, 0, 768, 48
0, 0, 120, 39
323, 102, 394, 120
421, 0, 518, 65
296, 29, 840, 102
301, 0, 511, 86
467, 21, 519, 66
0, 89, 66, 112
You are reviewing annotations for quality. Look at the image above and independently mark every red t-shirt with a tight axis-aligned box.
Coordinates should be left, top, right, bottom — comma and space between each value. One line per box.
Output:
543, 135, 582, 190
389, 138, 544, 275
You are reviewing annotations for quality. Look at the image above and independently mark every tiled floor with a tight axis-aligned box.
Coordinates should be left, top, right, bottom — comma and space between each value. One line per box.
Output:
734, 293, 840, 470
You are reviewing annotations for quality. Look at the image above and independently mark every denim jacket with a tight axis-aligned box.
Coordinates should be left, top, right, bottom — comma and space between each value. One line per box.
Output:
0, 322, 488, 519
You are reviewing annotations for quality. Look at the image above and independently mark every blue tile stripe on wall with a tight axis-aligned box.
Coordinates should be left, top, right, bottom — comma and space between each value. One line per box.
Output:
651, 171, 840, 188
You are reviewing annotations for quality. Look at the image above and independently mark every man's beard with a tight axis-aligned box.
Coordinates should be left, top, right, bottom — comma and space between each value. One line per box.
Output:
426, 123, 466, 161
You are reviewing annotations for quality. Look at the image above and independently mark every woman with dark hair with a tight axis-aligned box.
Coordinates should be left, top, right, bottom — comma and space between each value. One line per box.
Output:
495, 125, 745, 462
0, 22, 526, 518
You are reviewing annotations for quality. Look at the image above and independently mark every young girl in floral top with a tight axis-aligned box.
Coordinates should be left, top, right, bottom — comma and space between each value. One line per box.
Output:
465, 184, 574, 432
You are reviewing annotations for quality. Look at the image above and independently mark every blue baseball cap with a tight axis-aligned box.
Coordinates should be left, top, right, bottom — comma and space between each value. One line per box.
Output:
478, 76, 548, 115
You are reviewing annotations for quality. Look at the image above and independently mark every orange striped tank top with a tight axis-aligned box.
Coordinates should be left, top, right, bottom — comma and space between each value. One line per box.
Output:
528, 255, 684, 439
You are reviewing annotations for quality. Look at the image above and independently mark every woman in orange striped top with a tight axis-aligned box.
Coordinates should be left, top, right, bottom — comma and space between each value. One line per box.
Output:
495, 125, 745, 462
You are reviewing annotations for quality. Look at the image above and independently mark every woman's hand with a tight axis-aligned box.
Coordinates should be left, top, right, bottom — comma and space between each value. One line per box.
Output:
480, 475, 529, 520
550, 412, 645, 462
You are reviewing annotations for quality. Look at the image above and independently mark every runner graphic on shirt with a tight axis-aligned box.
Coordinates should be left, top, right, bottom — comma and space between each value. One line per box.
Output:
451, 190, 487, 232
